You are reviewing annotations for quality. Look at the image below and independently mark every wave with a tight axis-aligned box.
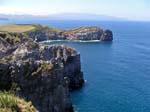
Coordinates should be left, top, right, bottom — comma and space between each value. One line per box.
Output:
39, 40, 101, 43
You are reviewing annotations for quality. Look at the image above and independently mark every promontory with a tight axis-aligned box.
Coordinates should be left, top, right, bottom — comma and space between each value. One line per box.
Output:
0, 24, 113, 42
0, 24, 113, 112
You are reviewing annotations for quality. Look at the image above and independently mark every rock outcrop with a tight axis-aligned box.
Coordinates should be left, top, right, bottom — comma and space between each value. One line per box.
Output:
0, 24, 113, 42
63, 27, 113, 41
0, 24, 112, 112
25, 25, 113, 42
0, 32, 84, 112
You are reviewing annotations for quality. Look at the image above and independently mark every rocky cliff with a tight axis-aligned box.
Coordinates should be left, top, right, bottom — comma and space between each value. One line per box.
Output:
0, 32, 84, 112
0, 24, 113, 112
63, 27, 113, 41
26, 25, 113, 42
0, 24, 113, 42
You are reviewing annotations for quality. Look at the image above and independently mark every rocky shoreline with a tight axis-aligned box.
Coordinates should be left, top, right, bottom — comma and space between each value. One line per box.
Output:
0, 24, 113, 112
27, 25, 113, 42
0, 32, 84, 112
0, 24, 113, 42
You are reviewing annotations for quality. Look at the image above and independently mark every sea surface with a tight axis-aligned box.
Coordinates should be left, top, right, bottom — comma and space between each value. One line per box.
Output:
1, 20, 150, 112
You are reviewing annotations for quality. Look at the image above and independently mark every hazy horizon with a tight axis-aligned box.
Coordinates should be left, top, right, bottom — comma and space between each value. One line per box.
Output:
0, 0, 150, 21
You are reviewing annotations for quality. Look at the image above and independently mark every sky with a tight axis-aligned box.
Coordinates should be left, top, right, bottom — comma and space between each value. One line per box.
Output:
0, 0, 150, 21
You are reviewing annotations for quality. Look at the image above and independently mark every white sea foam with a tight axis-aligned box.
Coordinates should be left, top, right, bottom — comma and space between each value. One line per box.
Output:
40, 40, 101, 43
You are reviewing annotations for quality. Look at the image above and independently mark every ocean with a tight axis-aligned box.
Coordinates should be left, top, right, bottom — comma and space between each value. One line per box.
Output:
1, 20, 150, 112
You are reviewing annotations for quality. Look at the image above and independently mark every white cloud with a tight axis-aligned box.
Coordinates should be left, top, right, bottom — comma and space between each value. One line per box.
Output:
0, 0, 150, 21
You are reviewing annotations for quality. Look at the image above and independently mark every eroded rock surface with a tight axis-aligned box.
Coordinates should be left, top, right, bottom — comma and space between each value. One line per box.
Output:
25, 25, 113, 42
63, 27, 113, 41
0, 32, 84, 112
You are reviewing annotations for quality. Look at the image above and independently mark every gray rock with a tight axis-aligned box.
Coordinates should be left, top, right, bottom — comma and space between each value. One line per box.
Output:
100, 29, 113, 41
0, 33, 84, 112
26, 25, 113, 42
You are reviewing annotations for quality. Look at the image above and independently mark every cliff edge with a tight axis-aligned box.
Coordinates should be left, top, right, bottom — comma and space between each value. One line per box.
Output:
0, 32, 84, 112
0, 24, 113, 42
0, 24, 113, 112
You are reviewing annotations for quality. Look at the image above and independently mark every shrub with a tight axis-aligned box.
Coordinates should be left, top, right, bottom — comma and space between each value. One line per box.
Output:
13, 36, 21, 44
32, 62, 53, 76
0, 92, 18, 111
0, 92, 37, 112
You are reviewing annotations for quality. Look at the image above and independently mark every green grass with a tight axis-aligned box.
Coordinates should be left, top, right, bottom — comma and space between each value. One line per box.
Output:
32, 62, 53, 76
0, 24, 36, 33
0, 24, 63, 34
0, 92, 37, 112
64, 26, 100, 34
0, 92, 18, 111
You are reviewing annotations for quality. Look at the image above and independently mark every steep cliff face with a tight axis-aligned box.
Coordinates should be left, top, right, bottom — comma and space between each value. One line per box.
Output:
100, 29, 113, 41
24, 25, 113, 42
63, 27, 113, 41
27, 26, 65, 42
0, 32, 84, 112
0, 61, 73, 112
0, 24, 112, 112
0, 24, 113, 42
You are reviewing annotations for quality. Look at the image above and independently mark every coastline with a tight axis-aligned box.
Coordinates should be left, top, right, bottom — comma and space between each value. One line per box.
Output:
39, 39, 102, 44
0, 24, 113, 112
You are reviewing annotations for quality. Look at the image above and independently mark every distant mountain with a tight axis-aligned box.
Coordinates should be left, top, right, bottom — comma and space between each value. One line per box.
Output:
48, 13, 126, 21
0, 17, 9, 21
0, 14, 37, 20
0, 13, 126, 21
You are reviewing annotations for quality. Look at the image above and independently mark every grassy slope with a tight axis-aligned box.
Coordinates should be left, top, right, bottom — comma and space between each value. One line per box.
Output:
0, 24, 63, 33
0, 24, 98, 34
0, 24, 36, 33
0, 92, 37, 112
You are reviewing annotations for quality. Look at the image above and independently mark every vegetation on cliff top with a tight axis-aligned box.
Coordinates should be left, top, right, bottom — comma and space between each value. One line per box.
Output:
0, 24, 113, 42
64, 26, 101, 33
0, 92, 37, 112
0, 24, 36, 33
0, 24, 62, 33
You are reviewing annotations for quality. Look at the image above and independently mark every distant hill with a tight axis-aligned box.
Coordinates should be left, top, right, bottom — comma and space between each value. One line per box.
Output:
0, 13, 126, 21
0, 17, 9, 21
48, 13, 126, 21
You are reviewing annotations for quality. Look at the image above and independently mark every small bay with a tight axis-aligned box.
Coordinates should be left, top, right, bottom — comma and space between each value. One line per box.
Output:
1, 20, 150, 112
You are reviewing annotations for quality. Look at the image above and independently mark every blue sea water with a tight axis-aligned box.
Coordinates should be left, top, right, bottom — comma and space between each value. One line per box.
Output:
1, 20, 150, 112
